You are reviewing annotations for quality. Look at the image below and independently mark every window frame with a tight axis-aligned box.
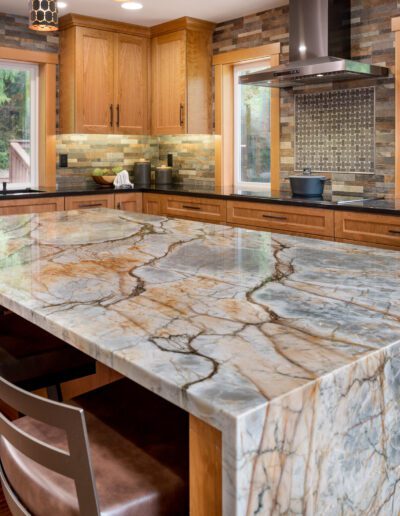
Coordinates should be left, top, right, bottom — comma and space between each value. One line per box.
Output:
233, 58, 272, 191
213, 44, 280, 191
0, 46, 58, 188
0, 59, 39, 188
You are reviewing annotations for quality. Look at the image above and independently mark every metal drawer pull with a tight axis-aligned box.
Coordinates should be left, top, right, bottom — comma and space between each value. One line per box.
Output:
116, 104, 120, 128
110, 104, 113, 127
182, 205, 201, 210
388, 229, 400, 235
180, 104, 184, 127
78, 203, 104, 209
262, 214, 287, 220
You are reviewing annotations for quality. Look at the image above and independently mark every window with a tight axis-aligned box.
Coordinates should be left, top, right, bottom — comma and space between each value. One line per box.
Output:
0, 60, 39, 188
234, 60, 271, 190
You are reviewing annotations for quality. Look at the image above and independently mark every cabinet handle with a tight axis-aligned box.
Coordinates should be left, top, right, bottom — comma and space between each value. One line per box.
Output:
182, 204, 201, 210
180, 103, 184, 127
262, 214, 287, 220
116, 104, 120, 128
110, 104, 114, 127
388, 229, 400, 235
78, 203, 104, 209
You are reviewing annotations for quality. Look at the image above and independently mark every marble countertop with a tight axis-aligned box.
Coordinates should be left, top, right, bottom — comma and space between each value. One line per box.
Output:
1, 183, 400, 215
1, 208, 400, 514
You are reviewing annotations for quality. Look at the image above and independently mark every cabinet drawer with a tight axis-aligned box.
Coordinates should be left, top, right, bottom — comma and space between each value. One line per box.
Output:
335, 211, 400, 247
227, 201, 334, 237
163, 195, 227, 223
115, 193, 142, 213
65, 194, 114, 210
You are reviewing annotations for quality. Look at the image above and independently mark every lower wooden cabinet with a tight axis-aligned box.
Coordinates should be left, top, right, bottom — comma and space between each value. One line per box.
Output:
115, 193, 143, 212
65, 194, 114, 210
335, 211, 400, 248
143, 193, 164, 215
163, 195, 226, 223
227, 200, 335, 238
0, 196, 64, 215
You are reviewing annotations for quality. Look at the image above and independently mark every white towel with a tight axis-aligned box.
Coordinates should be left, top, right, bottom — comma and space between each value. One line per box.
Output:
114, 170, 133, 188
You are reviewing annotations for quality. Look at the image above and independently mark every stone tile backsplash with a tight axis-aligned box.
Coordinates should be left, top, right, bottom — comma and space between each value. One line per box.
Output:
295, 87, 375, 174
56, 134, 216, 187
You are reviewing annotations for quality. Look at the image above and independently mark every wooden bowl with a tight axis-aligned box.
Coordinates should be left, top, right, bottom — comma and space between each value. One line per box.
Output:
92, 175, 115, 186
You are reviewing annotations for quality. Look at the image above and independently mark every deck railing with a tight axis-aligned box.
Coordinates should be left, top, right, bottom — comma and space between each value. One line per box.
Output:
9, 140, 30, 184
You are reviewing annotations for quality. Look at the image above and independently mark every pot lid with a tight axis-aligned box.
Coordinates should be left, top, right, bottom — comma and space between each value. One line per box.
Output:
289, 175, 327, 180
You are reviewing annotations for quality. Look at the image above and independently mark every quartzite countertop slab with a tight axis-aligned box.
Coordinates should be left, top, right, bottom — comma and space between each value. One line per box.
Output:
0, 208, 400, 514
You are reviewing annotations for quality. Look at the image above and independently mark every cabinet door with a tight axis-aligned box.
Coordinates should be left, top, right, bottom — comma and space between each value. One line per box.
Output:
65, 194, 114, 210
0, 197, 64, 216
115, 193, 143, 212
143, 194, 164, 215
76, 27, 114, 134
114, 34, 149, 135
152, 31, 186, 135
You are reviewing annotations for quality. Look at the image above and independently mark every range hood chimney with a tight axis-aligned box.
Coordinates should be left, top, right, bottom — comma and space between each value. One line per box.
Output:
240, 0, 388, 88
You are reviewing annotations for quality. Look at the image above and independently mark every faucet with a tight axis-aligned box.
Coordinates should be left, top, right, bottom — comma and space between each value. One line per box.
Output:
303, 167, 312, 176
2, 182, 7, 194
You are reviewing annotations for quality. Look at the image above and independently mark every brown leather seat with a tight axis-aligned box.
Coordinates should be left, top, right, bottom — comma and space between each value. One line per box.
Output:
0, 311, 95, 394
0, 378, 188, 516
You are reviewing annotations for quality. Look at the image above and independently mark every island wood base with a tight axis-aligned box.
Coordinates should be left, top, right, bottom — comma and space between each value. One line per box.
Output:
190, 415, 222, 516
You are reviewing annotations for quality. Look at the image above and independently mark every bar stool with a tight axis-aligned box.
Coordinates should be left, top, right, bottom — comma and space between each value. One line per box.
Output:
0, 376, 188, 515
0, 309, 96, 400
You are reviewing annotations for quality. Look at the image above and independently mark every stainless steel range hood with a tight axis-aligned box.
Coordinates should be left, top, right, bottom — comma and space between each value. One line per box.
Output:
239, 0, 389, 88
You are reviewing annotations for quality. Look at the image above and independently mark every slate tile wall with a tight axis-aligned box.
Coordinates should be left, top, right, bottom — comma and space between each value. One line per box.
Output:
0, 12, 59, 52
213, 1, 398, 196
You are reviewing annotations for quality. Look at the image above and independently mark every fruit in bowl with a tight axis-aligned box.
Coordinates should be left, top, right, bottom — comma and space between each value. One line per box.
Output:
91, 168, 117, 186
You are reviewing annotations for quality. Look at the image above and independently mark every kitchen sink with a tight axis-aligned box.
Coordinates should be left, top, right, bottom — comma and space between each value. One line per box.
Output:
0, 188, 45, 195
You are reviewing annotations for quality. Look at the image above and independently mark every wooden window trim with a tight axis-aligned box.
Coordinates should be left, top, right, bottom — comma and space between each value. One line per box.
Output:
392, 18, 400, 198
213, 43, 280, 189
0, 46, 57, 187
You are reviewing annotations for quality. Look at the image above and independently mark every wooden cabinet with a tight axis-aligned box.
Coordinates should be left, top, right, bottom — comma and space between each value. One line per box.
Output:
227, 201, 335, 238
335, 211, 400, 248
115, 192, 143, 212
59, 14, 150, 135
65, 194, 114, 210
75, 27, 114, 134
143, 193, 164, 215
114, 34, 150, 134
151, 18, 214, 135
0, 197, 64, 216
163, 195, 226, 223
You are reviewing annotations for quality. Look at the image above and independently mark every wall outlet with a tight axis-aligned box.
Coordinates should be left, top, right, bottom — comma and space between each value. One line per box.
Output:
59, 154, 68, 168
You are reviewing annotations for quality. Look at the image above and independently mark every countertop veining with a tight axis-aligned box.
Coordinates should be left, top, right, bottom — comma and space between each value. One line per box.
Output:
0, 208, 400, 514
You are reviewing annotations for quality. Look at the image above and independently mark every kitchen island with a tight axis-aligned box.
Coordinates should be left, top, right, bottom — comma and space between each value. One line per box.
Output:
0, 208, 400, 515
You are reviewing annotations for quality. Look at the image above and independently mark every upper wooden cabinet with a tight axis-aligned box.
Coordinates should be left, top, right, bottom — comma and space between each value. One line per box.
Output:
151, 18, 215, 135
59, 15, 150, 135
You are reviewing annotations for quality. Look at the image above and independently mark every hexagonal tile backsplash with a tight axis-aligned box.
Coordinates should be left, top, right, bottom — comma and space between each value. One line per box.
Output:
295, 87, 375, 174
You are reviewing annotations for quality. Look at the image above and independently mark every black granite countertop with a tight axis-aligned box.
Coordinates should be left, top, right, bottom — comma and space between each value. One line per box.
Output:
1, 183, 399, 215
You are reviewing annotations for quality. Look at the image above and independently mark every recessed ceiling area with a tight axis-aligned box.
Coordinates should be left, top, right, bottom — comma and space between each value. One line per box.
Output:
1, 0, 288, 26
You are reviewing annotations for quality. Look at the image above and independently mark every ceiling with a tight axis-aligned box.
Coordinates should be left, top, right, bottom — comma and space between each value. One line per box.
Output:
2, 0, 287, 26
